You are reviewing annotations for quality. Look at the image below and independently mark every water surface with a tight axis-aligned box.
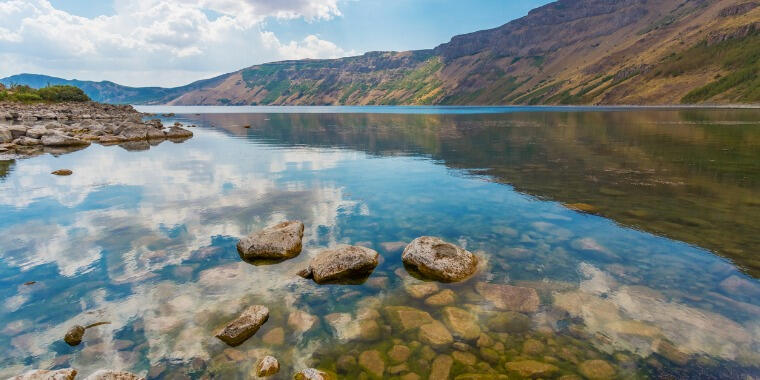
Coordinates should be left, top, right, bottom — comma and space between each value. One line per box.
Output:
1, 107, 759, 379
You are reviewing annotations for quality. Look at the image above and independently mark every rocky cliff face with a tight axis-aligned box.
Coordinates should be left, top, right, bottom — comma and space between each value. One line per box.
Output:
5, 0, 759, 105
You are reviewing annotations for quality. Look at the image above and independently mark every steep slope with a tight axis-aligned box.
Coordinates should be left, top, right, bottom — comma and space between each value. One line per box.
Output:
168, 0, 760, 106
4, 0, 759, 105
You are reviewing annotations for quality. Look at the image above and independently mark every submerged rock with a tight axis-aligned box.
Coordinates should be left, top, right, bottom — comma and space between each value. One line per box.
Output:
384, 306, 434, 331
404, 282, 439, 299
302, 245, 379, 284
64, 325, 86, 346
294, 368, 333, 380
402, 236, 478, 282
425, 289, 456, 306
578, 360, 616, 380
505, 360, 559, 378
442, 307, 480, 340
359, 350, 385, 377
256, 355, 280, 377
486, 311, 532, 333
288, 310, 318, 333
237, 221, 304, 261
215, 305, 269, 346
419, 320, 454, 347
476, 282, 540, 313
10, 368, 77, 380
84, 370, 144, 380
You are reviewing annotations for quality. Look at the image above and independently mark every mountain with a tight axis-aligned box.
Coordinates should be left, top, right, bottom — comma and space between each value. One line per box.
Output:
3, 0, 759, 105
0, 73, 232, 104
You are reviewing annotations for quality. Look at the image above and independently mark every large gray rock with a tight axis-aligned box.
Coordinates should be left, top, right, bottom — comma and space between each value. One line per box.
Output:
165, 126, 193, 138
401, 237, 478, 282
119, 125, 149, 141
42, 132, 90, 147
215, 305, 269, 346
10, 368, 77, 380
301, 245, 379, 284
237, 221, 304, 261
0, 127, 13, 143
84, 370, 145, 380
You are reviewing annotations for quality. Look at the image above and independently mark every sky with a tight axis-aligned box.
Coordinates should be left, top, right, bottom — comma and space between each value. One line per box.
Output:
0, 0, 552, 87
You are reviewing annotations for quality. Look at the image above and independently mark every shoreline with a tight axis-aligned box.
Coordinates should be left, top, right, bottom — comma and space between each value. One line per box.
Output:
0, 102, 194, 160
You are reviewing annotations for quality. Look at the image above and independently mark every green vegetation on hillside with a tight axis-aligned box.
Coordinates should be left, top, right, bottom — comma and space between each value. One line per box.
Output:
0, 84, 90, 103
654, 32, 760, 103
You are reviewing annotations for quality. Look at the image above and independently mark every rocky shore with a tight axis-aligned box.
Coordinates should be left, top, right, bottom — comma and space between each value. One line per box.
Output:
0, 101, 193, 159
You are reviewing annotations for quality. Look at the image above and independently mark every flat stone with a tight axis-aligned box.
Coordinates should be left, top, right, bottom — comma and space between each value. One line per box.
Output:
359, 350, 385, 377
442, 307, 480, 340
261, 327, 284, 345
237, 221, 304, 260
384, 306, 434, 331
485, 311, 532, 333
430, 355, 453, 380
255, 355, 280, 377
288, 310, 318, 333
419, 320, 454, 347
83, 370, 145, 380
215, 305, 269, 346
10, 369, 77, 380
307, 245, 379, 283
505, 360, 559, 378
425, 289, 456, 306
578, 360, 616, 380
452, 351, 477, 365
387, 344, 411, 363
476, 282, 540, 313
41, 133, 90, 147
405, 282, 439, 299
402, 236, 478, 282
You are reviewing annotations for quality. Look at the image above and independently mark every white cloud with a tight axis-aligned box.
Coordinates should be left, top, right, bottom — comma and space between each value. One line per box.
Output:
0, 0, 350, 86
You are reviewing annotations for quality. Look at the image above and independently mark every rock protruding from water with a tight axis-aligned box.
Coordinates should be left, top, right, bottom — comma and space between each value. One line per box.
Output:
10, 368, 77, 380
237, 221, 304, 261
64, 325, 86, 346
476, 282, 540, 313
300, 245, 379, 284
256, 356, 280, 377
52, 169, 73, 176
215, 305, 270, 346
401, 236, 478, 282
294, 368, 333, 380
84, 370, 144, 380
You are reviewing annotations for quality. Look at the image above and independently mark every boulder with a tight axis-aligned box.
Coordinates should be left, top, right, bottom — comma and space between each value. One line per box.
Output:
10, 368, 77, 380
119, 125, 148, 141
288, 310, 318, 333
42, 133, 90, 147
476, 282, 540, 313
146, 128, 166, 139
215, 305, 269, 346
84, 370, 144, 380
419, 320, 454, 347
0, 127, 13, 143
402, 237, 478, 282
165, 126, 193, 138
237, 221, 304, 261
64, 325, 85, 346
303, 245, 379, 283
256, 355, 280, 377
442, 307, 481, 340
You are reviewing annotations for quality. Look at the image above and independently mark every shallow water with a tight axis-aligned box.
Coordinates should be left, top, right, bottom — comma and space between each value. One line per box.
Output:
1, 108, 759, 379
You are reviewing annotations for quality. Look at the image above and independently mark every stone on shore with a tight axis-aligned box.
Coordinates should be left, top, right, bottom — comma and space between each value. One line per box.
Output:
237, 221, 304, 261
402, 236, 478, 282
10, 368, 77, 380
303, 245, 379, 283
475, 282, 540, 313
41, 133, 90, 147
215, 305, 269, 346
0, 127, 13, 143
84, 370, 145, 380
64, 325, 86, 346
255, 355, 280, 377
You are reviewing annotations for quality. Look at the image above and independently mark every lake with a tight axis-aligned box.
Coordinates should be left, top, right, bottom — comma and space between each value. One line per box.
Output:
1, 107, 759, 379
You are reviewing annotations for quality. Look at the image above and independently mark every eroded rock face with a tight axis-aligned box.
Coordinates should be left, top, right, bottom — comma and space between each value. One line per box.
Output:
215, 305, 270, 346
476, 282, 540, 313
304, 245, 379, 284
256, 356, 280, 377
236, 221, 304, 261
10, 368, 77, 380
401, 236, 478, 282
84, 370, 145, 380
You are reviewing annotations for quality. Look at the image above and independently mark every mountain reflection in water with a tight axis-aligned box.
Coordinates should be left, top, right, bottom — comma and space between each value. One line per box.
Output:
0, 108, 758, 379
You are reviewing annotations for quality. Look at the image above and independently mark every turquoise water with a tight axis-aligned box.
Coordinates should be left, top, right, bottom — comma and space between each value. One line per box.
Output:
0, 108, 759, 379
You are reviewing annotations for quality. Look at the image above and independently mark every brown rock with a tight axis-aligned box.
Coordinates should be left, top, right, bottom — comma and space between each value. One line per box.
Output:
419, 321, 454, 347
52, 169, 73, 176
307, 245, 379, 283
64, 325, 85, 346
255, 355, 280, 377
578, 360, 616, 380
384, 306, 434, 331
475, 282, 540, 312
425, 289, 456, 306
405, 282, 439, 299
452, 351, 477, 365
288, 310, 318, 333
442, 307, 480, 340
10, 369, 77, 380
83, 370, 145, 380
505, 360, 559, 378
236, 221, 304, 260
388, 344, 412, 363
402, 237, 478, 282
261, 327, 284, 345
294, 368, 331, 380
215, 305, 269, 346
359, 350, 385, 377
430, 354, 453, 380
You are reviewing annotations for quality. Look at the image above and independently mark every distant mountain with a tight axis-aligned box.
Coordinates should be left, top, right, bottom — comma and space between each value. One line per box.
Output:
4, 0, 759, 105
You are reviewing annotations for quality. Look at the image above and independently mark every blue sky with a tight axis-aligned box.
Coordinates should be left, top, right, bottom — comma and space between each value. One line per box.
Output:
3, 0, 553, 87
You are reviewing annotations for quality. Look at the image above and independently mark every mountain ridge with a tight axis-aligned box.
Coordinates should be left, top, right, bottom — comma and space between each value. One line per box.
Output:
3, 0, 759, 106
